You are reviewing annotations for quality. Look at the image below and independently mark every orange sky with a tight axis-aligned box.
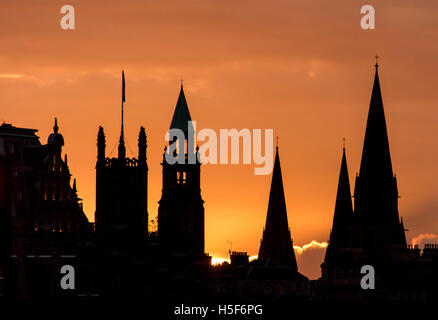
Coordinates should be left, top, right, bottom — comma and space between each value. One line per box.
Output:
1, 0, 438, 279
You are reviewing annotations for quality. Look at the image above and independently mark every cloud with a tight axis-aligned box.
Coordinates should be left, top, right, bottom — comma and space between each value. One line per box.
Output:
211, 254, 258, 265
294, 241, 328, 279
411, 233, 438, 246
293, 240, 328, 254
0, 73, 25, 79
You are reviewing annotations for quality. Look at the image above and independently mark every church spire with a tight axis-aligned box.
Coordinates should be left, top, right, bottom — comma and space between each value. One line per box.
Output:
329, 146, 353, 246
169, 83, 193, 138
353, 61, 406, 247
358, 61, 393, 180
258, 147, 297, 269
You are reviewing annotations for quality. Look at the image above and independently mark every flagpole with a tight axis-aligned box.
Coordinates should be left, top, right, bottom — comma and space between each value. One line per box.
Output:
118, 70, 126, 160
121, 70, 125, 139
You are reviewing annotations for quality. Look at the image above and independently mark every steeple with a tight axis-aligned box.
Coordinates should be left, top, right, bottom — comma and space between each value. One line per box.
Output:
353, 61, 406, 247
358, 60, 393, 180
169, 84, 193, 138
258, 147, 297, 269
158, 84, 205, 258
329, 146, 353, 246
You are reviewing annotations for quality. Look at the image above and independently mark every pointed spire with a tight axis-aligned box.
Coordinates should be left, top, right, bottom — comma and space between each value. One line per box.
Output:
330, 146, 353, 246
258, 147, 297, 268
72, 178, 77, 194
358, 61, 393, 179
353, 61, 406, 247
170, 84, 193, 138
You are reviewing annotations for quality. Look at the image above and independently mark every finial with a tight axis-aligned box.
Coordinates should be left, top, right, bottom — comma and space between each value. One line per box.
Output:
342, 137, 346, 150
276, 136, 279, 149
53, 117, 59, 134
181, 78, 184, 88
375, 55, 379, 70
72, 178, 77, 193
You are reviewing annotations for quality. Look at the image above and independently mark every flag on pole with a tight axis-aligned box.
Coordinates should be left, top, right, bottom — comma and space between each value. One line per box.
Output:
122, 70, 126, 103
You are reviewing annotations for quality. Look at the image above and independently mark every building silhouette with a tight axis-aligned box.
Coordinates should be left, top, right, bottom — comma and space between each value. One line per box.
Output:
318, 63, 438, 300
95, 124, 148, 251
0, 65, 436, 302
353, 63, 406, 249
158, 84, 205, 260
0, 120, 91, 300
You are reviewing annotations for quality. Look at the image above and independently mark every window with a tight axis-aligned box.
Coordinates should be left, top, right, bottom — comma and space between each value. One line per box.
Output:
177, 171, 186, 184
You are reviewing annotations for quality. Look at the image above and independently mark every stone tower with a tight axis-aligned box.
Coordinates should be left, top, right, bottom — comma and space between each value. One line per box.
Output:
158, 84, 205, 258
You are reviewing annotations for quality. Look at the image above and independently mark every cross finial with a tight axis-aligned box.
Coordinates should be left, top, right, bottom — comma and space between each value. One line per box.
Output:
375, 55, 379, 70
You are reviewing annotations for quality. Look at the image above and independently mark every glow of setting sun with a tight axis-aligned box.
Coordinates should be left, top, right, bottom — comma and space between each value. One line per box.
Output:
211, 257, 230, 265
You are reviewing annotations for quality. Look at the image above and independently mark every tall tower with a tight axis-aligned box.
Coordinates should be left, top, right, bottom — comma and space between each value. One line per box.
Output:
353, 62, 406, 249
95, 72, 148, 249
158, 84, 205, 258
318, 62, 413, 300
258, 147, 297, 269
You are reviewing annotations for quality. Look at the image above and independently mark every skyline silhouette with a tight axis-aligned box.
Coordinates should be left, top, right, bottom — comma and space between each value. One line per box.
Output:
2, 1, 438, 282
0, 61, 437, 302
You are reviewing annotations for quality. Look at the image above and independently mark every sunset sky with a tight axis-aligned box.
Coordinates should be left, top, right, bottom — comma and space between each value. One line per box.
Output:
1, 0, 438, 279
